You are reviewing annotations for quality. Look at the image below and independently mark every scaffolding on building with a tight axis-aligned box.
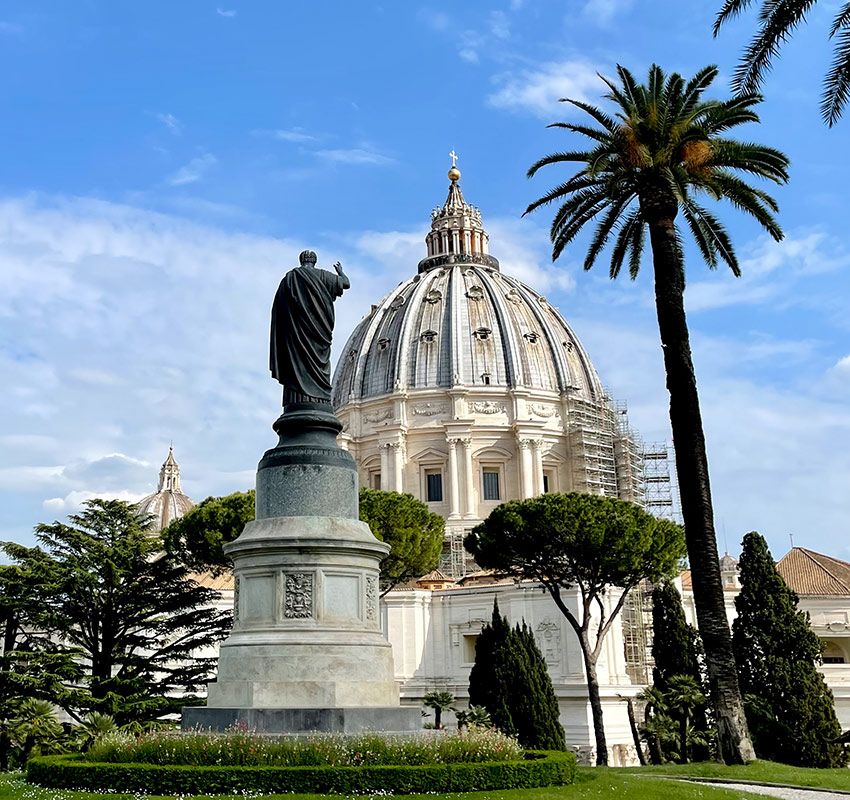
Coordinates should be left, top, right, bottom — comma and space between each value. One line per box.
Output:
613, 400, 646, 507
441, 527, 472, 579
567, 396, 619, 498
621, 580, 655, 685
643, 442, 681, 522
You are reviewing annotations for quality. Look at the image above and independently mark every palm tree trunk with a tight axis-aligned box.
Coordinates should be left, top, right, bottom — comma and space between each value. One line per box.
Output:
580, 643, 608, 766
647, 216, 755, 765
622, 695, 647, 765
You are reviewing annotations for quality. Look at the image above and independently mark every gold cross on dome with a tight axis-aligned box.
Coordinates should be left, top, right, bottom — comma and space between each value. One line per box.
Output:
449, 149, 458, 167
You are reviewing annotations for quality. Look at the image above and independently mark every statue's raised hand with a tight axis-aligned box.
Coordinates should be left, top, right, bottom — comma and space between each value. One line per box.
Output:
333, 261, 343, 274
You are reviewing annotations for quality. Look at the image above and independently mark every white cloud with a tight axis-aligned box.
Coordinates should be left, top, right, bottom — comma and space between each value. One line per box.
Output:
582, 0, 633, 25
417, 9, 450, 31
156, 112, 182, 134
488, 59, 605, 118
216, 8, 237, 17
261, 128, 317, 144
685, 230, 850, 313
833, 354, 850, 373
167, 153, 217, 186
43, 489, 149, 513
314, 148, 395, 166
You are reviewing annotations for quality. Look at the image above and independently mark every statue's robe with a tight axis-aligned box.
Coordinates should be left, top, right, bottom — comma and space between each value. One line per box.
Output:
270, 266, 346, 404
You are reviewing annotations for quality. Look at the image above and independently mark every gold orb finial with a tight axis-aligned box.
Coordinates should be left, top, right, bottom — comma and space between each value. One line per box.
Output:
448, 148, 461, 181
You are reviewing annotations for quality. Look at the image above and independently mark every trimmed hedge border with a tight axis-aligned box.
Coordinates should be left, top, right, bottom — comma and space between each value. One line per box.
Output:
27, 750, 576, 795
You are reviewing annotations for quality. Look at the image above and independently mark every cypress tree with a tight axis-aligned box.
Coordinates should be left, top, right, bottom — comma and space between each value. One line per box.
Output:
468, 600, 566, 750
733, 532, 847, 767
514, 622, 566, 750
651, 579, 711, 761
468, 600, 515, 738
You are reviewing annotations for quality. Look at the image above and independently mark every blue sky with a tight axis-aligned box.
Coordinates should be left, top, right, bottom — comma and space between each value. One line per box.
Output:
1, 1, 848, 560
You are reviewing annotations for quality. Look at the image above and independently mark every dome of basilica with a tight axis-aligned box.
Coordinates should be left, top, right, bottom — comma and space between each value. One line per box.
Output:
332, 174, 604, 406
332, 159, 655, 577
137, 447, 195, 532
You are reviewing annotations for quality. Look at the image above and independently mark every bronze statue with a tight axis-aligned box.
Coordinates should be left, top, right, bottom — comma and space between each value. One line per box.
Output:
270, 250, 350, 406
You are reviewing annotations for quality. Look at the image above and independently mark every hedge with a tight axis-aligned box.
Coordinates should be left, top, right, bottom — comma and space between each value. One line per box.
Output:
27, 750, 576, 795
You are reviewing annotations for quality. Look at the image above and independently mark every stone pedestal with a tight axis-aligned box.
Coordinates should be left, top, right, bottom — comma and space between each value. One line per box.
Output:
184, 402, 420, 733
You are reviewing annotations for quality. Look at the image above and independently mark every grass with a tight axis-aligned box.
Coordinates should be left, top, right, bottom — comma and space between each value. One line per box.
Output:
2, 767, 770, 800
626, 759, 850, 792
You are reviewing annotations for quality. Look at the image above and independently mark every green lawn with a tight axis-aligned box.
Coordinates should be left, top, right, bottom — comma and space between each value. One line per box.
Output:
1, 768, 767, 800
626, 760, 850, 792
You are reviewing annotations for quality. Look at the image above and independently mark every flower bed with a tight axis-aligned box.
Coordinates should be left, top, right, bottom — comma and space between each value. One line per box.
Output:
27, 747, 576, 795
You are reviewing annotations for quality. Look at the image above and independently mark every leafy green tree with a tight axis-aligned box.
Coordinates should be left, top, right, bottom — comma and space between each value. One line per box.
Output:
466, 493, 683, 765
733, 531, 847, 767
358, 489, 444, 594
714, 0, 850, 125
165, 488, 444, 595
163, 490, 256, 575
0, 562, 83, 770
422, 690, 455, 730
2, 499, 231, 726
524, 63, 788, 764
651, 579, 711, 760
468, 601, 565, 750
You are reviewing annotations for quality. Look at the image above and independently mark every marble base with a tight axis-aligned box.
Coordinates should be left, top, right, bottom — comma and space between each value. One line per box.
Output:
182, 705, 422, 734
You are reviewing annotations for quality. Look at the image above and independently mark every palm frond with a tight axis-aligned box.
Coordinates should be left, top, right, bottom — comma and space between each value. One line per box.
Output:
822, 28, 850, 125
714, 0, 756, 34
731, 0, 818, 95
708, 172, 784, 240
830, 0, 850, 36
526, 150, 598, 178
548, 187, 610, 235
608, 209, 641, 278
705, 139, 790, 183
522, 175, 604, 216
627, 219, 646, 279
551, 199, 610, 261
546, 121, 612, 145
583, 193, 637, 271
681, 202, 719, 268
680, 65, 720, 116
683, 202, 740, 275
560, 98, 620, 132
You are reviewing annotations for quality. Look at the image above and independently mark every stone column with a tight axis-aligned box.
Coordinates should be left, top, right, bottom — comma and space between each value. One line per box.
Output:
447, 438, 461, 519
380, 443, 390, 491
461, 438, 475, 519
518, 438, 534, 499
532, 439, 545, 496
391, 440, 405, 492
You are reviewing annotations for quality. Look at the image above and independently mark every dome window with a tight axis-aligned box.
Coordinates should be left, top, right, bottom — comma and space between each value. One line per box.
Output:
420, 330, 438, 344
524, 332, 540, 344
563, 340, 574, 352
377, 337, 391, 351
480, 372, 491, 385
473, 327, 492, 341
390, 295, 406, 310
425, 289, 442, 304
347, 349, 357, 361
506, 289, 522, 305
466, 285, 484, 301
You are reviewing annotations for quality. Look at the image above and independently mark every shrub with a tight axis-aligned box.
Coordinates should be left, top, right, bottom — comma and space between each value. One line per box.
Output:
27, 750, 577, 795
85, 728, 523, 766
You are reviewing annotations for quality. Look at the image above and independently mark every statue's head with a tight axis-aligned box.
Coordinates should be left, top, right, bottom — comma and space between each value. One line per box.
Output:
299, 250, 318, 267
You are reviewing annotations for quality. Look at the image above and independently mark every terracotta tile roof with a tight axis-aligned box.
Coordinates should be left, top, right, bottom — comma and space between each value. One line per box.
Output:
776, 548, 850, 597
189, 570, 234, 591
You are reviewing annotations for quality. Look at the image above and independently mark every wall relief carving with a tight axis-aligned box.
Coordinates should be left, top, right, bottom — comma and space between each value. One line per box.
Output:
283, 573, 313, 619
469, 400, 506, 415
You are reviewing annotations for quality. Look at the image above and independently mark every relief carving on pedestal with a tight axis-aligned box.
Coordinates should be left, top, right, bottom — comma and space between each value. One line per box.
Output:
365, 575, 378, 622
283, 573, 314, 619
233, 575, 240, 622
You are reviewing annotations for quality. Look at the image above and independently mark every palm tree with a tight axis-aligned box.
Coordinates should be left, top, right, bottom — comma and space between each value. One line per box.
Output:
423, 690, 455, 730
665, 675, 707, 764
524, 63, 789, 765
714, 0, 850, 126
